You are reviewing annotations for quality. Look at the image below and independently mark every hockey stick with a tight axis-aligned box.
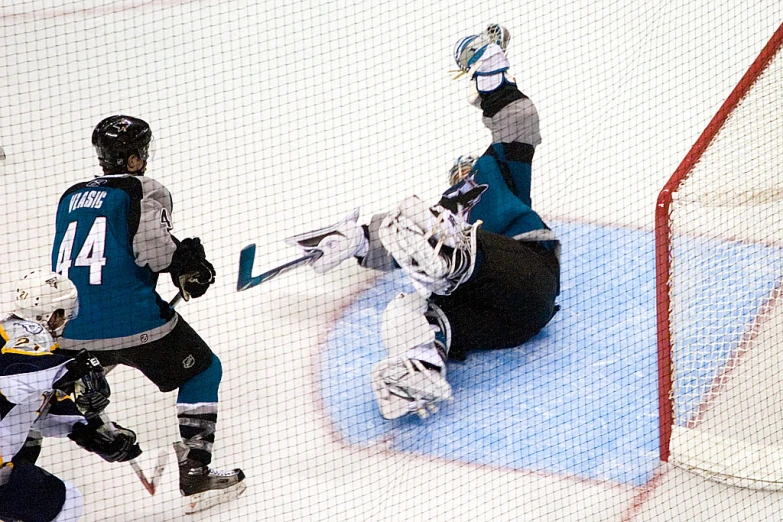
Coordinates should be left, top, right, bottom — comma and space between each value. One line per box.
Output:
111, 292, 182, 494
169, 291, 184, 308
129, 458, 156, 496
98, 412, 158, 495
236, 243, 322, 291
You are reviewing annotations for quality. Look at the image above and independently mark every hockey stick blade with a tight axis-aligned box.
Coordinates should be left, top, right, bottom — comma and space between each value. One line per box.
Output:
130, 460, 156, 495
237, 244, 321, 291
148, 449, 168, 495
99, 412, 156, 495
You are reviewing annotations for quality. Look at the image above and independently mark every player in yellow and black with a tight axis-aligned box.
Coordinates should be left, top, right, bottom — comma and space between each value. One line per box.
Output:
0, 270, 140, 522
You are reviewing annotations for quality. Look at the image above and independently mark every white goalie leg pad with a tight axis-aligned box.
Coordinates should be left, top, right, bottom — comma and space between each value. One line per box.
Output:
371, 356, 452, 420
381, 292, 436, 359
372, 292, 452, 420
379, 196, 449, 296
379, 195, 475, 297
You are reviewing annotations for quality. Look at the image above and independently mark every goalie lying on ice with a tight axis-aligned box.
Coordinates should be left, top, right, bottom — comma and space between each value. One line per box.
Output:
287, 23, 560, 420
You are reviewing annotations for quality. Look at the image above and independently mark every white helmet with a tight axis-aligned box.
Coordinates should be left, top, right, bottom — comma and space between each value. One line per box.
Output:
448, 155, 478, 186
14, 270, 79, 337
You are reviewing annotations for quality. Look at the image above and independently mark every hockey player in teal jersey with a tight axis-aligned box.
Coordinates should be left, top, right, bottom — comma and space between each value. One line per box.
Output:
287, 24, 560, 420
0, 270, 141, 522
51, 116, 244, 514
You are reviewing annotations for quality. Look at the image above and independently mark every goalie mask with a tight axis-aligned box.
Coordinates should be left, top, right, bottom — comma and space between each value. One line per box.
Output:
448, 155, 478, 186
15, 270, 79, 338
92, 115, 155, 174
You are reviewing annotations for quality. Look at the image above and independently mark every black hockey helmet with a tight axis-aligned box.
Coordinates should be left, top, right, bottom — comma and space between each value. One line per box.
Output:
92, 115, 153, 173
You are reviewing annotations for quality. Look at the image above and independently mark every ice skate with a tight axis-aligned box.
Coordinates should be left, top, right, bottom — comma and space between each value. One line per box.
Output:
174, 441, 247, 514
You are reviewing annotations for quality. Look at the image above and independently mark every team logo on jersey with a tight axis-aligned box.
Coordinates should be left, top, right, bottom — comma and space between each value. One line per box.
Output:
13, 321, 45, 335
182, 354, 195, 369
87, 179, 108, 187
160, 208, 173, 230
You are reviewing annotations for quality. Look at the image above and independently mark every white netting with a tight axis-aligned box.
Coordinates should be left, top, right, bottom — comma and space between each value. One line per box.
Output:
667, 30, 783, 489
2, 1, 783, 521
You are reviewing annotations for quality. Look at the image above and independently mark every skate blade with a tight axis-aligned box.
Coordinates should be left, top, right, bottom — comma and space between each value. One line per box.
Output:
184, 481, 248, 514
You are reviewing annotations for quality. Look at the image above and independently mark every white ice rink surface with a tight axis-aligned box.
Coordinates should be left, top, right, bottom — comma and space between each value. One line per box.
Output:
2, 1, 783, 521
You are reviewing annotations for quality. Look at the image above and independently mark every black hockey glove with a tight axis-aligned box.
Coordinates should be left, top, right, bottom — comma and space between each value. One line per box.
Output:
69, 419, 142, 463
52, 351, 110, 418
168, 237, 216, 300
73, 359, 111, 420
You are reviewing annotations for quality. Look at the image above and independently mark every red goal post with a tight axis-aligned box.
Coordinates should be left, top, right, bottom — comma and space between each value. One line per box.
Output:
656, 22, 783, 486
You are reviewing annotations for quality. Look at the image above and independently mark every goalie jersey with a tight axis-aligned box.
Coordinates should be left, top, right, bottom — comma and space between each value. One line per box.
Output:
51, 174, 179, 351
0, 316, 83, 468
446, 145, 559, 254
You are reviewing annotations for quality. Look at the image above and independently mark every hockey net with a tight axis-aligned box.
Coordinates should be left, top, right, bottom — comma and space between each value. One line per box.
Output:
656, 24, 783, 489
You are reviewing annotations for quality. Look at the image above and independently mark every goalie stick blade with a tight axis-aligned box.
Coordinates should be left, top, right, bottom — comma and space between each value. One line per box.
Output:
236, 244, 321, 291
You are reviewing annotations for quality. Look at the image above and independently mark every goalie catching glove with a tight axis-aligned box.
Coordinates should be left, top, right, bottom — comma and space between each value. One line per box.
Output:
168, 237, 216, 301
285, 208, 369, 274
69, 419, 142, 463
453, 23, 510, 74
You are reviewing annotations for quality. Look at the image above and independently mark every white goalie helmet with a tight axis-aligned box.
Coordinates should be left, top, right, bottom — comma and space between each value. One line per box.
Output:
14, 270, 79, 337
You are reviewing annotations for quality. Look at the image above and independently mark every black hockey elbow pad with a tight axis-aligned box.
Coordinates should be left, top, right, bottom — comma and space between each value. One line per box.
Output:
168, 237, 216, 300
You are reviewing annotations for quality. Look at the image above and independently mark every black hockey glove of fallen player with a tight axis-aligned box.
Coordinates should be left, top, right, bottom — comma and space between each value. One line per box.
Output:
168, 237, 216, 300
52, 350, 111, 418
69, 419, 142, 463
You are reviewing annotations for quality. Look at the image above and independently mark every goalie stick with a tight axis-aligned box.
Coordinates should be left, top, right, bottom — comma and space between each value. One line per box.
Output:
236, 243, 322, 291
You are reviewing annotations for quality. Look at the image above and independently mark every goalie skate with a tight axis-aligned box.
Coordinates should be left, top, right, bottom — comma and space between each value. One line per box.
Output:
371, 355, 452, 420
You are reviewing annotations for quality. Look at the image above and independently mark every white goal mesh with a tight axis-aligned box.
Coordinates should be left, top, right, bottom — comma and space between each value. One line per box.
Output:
658, 24, 783, 489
